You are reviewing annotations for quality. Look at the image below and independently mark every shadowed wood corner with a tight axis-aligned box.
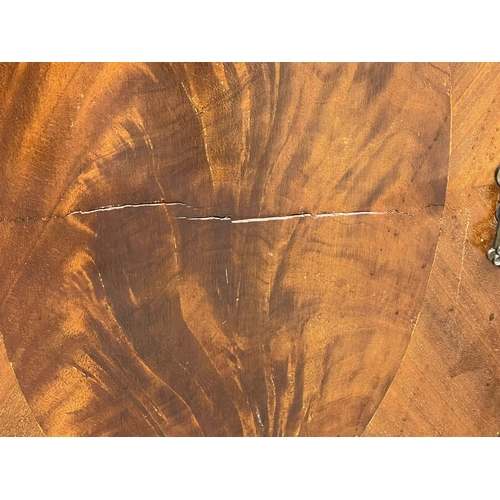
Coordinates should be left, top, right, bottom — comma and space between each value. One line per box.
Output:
0, 62, 498, 437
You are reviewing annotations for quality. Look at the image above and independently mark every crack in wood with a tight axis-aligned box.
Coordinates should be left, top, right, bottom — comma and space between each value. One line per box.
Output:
0, 202, 444, 225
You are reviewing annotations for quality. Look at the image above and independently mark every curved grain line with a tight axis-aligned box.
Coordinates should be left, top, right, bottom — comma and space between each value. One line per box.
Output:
360, 62, 452, 436
0, 333, 45, 436
360, 192, 449, 436
94, 265, 205, 436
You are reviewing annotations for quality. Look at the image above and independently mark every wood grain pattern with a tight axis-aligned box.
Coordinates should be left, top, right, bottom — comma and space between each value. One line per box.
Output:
0, 63, 451, 436
365, 63, 500, 436
0, 337, 43, 436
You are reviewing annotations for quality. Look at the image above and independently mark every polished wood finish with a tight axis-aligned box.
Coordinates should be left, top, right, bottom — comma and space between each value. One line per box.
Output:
1, 62, 494, 436
0, 337, 42, 436
365, 63, 500, 436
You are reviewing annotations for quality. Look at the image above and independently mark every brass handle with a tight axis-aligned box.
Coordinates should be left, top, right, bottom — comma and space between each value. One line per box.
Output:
487, 165, 500, 265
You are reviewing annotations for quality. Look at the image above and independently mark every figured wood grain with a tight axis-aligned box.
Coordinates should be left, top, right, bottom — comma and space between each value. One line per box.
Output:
365, 63, 500, 436
0, 63, 450, 436
0, 337, 43, 436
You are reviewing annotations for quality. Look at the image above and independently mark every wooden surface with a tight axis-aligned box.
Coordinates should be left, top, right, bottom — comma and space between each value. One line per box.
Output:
0, 62, 496, 437
365, 63, 500, 437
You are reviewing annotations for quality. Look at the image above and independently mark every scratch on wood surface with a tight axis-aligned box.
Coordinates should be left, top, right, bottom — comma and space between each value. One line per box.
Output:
0, 202, 444, 225
0, 201, 194, 224
175, 205, 443, 224
456, 209, 471, 302
177, 211, 389, 223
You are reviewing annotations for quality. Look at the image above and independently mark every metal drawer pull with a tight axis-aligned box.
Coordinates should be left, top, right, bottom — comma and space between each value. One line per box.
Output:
487, 165, 500, 265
